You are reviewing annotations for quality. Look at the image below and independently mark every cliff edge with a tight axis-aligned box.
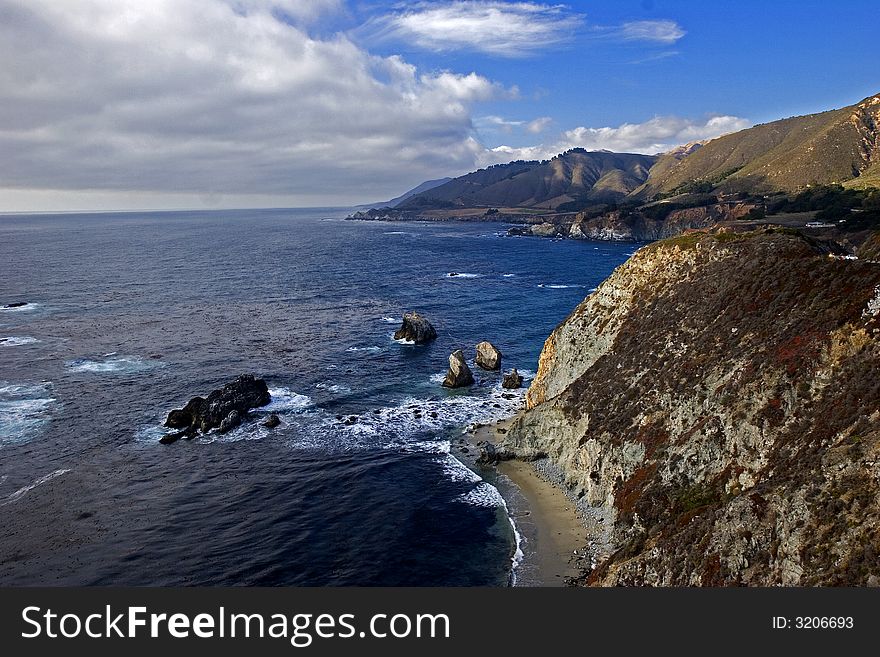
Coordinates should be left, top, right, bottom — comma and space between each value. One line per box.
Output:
505, 229, 880, 585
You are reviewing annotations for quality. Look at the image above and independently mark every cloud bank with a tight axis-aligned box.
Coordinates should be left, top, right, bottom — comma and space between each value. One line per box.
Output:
0, 0, 505, 206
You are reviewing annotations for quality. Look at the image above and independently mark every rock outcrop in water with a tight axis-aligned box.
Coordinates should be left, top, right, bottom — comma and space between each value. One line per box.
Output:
503, 228, 880, 585
393, 311, 437, 344
161, 374, 271, 444
502, 369, 523, 389
442, 350, 475, 388
475, 341, 502, 371
2, 301, 28, 309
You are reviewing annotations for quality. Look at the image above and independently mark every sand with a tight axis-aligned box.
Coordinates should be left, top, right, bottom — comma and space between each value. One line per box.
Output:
469, 418, 588, 587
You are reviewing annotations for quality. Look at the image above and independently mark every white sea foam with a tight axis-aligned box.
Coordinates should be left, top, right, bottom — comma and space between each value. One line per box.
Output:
0, 336, 39, 347
315, 382, 352, 395
346, 346, 382, 353
67, 355, 158, 374
266, 387, 313, 412
538, 283, 586, 289
0, 382, 56, 446
393, 336, 416, 345
502, 273, 516, 278
0, 302, 38, 313
380, 316, 398, 323
445, 272, 482, 278
1, 469, 71, 506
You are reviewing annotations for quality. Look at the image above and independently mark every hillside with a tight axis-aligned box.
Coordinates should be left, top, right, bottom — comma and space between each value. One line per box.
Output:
398, 149, 658, 211
501, 229, 880, 585
354, 177, 452, 209
639, 93, 880, 197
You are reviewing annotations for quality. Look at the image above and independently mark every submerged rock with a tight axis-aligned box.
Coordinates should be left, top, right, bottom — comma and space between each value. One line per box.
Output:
2, 301, 28, 309
262, 413, 281, 429
161, 374, 271, 442
442, 350, 475, 388
502, 369, 524, 389
393, 311, 437, 344
475, 341, 502, 371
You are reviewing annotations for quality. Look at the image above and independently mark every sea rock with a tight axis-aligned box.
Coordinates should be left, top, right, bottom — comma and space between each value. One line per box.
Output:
3, 301, 27, 309
475, 341, 502, 371
393, 311, 437, 344
475, 442, 516, 465
162, 374, 271, 439
502, 369, 524, 389
442, 350, 475, 388
262, 413, 281, 429
218, 410, 241, 434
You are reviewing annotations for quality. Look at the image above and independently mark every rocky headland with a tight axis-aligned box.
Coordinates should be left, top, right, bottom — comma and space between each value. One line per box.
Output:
493, 228, 880, 585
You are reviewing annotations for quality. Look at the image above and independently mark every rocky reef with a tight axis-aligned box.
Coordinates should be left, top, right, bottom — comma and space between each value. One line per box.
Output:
161, 374, 271, 443
502, 228, 880, 585
475, 341, 502, 371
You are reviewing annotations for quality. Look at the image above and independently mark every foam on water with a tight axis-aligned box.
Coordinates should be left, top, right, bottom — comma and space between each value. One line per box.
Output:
0, 302, 38, 313
0, 382, 56, 447
445, 272, 482, 279
380, 316, 398, 323
67, 355, 159, 374
538, 283, 586, 289
315, 382, 352, 395
1, 469, 71, 506
0, 336, 40, 347
345, 346, 382, 353
502, 273, 516, 278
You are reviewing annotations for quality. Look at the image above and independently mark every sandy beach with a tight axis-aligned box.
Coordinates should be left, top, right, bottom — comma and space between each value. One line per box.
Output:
468, 418, 589, 587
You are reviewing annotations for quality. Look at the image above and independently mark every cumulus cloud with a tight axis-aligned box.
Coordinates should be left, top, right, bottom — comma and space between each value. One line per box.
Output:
477, 114, 751, 166
0, 0, 511, 207
616, 19, 686, 44
357, 1, 585, 57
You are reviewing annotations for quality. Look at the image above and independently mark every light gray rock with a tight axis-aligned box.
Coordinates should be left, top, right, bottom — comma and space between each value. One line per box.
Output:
442, 350, 475, 388
475, 341, 502, 371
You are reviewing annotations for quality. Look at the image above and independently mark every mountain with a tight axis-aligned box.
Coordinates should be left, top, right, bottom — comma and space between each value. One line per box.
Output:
398, 149, 658, 211
501, 228, 880, 585
638, 92, 880, 197
354, 177, 452, 209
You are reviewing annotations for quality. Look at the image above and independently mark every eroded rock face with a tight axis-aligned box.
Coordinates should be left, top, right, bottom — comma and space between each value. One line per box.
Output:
393, 312, 437, 344
161, 374, 271, 443
442, 350, 475, 388
475, 341, 502, 371
505, 229, 880, 585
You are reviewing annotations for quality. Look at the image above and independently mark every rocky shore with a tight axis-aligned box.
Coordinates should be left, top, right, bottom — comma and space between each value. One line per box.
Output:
492, 228, 880, 585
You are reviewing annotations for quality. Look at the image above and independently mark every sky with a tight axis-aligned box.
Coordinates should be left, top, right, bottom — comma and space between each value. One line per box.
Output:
0, 0, 877, 212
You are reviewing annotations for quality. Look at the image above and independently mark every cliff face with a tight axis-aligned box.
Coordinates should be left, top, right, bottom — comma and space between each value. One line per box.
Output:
505, 230, 880, 585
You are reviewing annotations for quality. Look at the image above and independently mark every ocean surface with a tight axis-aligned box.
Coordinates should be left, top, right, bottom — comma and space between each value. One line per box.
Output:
0, 208, 635, 586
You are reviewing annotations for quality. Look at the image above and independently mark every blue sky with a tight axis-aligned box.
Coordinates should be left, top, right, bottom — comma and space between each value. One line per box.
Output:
0, 0, 877, 211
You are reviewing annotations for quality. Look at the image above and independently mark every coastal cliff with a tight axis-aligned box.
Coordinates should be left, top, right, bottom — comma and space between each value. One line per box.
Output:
503, 229, 880, 585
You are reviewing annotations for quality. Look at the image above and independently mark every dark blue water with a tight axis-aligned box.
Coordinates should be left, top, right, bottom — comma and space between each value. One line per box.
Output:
0, 209, 635, 585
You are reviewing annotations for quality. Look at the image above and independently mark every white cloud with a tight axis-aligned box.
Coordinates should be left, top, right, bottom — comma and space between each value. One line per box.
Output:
526, 116, 553, 133
0, 0, 510, 208
357, 1, 584, 57
477, 114, 751, 166
617, 19, 686, 44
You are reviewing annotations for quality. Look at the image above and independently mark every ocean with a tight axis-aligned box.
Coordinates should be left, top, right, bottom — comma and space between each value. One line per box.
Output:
0, 208, 635, 586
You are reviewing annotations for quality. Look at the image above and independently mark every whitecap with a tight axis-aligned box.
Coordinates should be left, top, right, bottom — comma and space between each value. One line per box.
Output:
1, 469, 71, 506
67, 355, 158, 374
538, 284, 585, 289
265, 387, 313, 412
315, 382, 352, 395
393, 337, 416, 346
380, 316, 398, 324
0, 302, 38, 313
346, 346, 382, 353
502, 273, 516, 278
0, 382, 56, 447
0, 336, 40, 347
445, 272, 482, 278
